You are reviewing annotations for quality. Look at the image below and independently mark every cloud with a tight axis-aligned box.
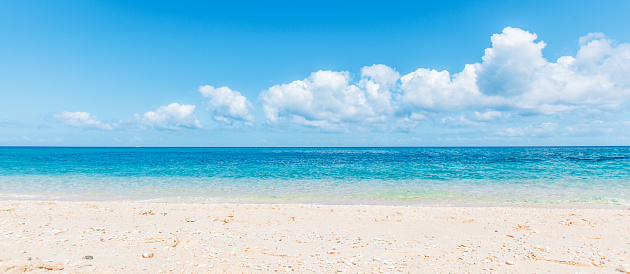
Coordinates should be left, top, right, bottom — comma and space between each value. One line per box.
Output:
135, 103, 202, 130
388, 113, 427, 132
401, 27, 630, 114
496, 120, 630, 138
475, 27, 548, 98
565, 120, 630, 136
495, 122, 559, 137
199, 85, 254, 125
260, 66, 400, 131
400, 64, 491, 112
441, 115, 483, 127
257, 27, 630, 131
359, 64, 400, 114
0, 118, 27, 128
476, 27, 630, 114
53, 111, 113, 130
55, 104, 202, 131
49, 27, 630, 137
473, 110, 503, 121
441, 110, 502, 127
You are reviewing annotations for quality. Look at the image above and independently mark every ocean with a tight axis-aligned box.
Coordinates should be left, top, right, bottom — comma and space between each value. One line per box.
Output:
0, 147, 629, 205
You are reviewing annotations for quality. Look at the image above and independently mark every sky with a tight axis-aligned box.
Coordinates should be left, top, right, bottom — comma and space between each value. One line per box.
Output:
1, 0, 630, 147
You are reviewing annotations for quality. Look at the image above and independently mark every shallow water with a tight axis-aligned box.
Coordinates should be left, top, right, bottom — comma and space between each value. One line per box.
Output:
1, 147, 629, 205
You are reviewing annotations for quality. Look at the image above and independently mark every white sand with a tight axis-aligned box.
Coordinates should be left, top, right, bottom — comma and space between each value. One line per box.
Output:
0, 201, 629, 273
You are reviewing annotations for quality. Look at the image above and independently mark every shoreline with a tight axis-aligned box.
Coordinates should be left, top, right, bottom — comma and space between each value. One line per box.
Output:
2, 196, 629, 209
1, 200, 629, 272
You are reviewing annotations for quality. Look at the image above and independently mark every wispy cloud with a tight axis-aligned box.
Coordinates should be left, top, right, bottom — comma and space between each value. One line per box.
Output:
473, 110, 503, 121
495, 123, 559, 137
52, 111, 114, 130
54, 103, 201, 131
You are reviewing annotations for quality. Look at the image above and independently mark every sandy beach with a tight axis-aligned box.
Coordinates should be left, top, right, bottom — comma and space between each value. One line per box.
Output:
0, 201, 628, 273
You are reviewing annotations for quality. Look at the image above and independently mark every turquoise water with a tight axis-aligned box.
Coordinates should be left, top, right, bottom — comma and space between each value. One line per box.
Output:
0, 147, 629, 205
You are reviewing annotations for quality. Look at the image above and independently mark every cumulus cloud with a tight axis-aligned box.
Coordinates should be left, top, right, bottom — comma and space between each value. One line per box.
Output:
400, 64, 491, 112
359, 64, 400, 114
257, 27, 630, 132
53, 111, 113, 130
199, 85, 254, 125
53, 27, 630, 136
477, 27, 630, 114
475, 27, 548, 98
134, 103, 202, 130
401, 27, 630, 114
260, 67, 401, 131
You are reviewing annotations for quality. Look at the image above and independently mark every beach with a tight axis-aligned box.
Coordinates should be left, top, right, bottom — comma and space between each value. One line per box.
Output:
2, 147, 630, 272
4, 0, 630, 271
1, 201, 629, 273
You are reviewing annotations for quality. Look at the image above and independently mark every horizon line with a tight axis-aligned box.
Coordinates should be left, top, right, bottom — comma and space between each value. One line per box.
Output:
1, 145, 628, 149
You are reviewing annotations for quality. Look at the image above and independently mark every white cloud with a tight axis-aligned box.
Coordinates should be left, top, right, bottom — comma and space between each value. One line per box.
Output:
477, 27, 630, 114
260, 68, 400, 131
47, 28, 630, 137
53, 111, 113, 130
137, 103, 202, 130
400, 64, 493, 112
199, 85, 254, 125
258, 25, 630, 131
441, 115, 483, 127
440, 110, 503, 127
389, 112, 427, 132
473, 110, 503, 121
263, 26, 630, 130
359, 64, 400, 114
475, 27, 548, 98
495, 122, 559, 137
55, 105, 202, 131
565, 120, 630, 136
400, 27, 630, 115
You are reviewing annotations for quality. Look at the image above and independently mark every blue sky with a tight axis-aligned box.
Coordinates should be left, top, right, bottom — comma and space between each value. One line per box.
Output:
1, 0, 630, 147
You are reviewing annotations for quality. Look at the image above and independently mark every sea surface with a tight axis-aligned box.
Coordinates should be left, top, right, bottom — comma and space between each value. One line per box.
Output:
1, 147, 629, 206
